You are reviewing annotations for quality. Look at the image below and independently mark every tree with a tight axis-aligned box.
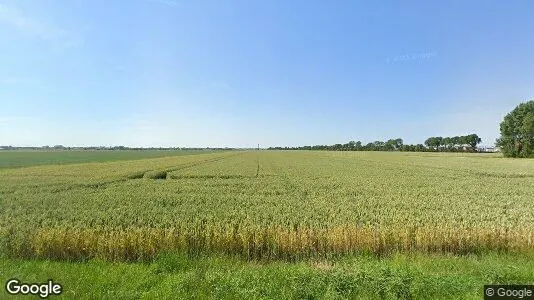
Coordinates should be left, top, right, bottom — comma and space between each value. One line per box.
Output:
415, 144, 426, 152
345, 141, 356, 151
393, 138, 403, 150
442, 137, 452, 150
435, 137, 443, 150
497, 100, 534, 157
364, 142, 374, 151
424, 137, 434, 149
385, 139, 396, 151
424, 137, 440, 151
466, 134, 481, 151
373, 141, 385, 151
451, 136, 460, 151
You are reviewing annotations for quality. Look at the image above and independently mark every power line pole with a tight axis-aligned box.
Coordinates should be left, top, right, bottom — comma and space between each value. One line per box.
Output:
256, 144, 260, 177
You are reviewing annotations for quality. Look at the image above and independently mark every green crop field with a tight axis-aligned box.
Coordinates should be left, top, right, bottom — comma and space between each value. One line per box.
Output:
0, 149, 221, 169
2, 150, 534, 298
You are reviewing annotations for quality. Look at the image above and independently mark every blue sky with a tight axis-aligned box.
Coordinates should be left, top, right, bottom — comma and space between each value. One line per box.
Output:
1, 0, 533, 147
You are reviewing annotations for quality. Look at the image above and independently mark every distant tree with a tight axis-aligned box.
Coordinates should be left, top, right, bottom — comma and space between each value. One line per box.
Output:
451, 136, 460, 149
401, 144, 416, 152
466, 134, 482, 151
385, 139, 396, 151
424, 137, 440, 151
373, 141, 385, 151
497, 100, 534, 157
415, 144, 426, 152
435, 137, 443, 150
392, 138, 403, 150
442, 137, 452, 150
268, 135, 480, 153
424, 137, 433, 149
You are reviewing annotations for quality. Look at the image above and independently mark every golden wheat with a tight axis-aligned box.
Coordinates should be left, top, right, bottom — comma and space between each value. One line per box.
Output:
2, 151, 534, 261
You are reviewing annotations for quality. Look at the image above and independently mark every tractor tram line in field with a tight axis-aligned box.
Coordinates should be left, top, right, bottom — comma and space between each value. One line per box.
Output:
44, 152, 242, 194
2, 151, 534, 262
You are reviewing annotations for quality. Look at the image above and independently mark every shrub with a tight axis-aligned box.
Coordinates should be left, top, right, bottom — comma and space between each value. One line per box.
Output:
143, 170, 167, 179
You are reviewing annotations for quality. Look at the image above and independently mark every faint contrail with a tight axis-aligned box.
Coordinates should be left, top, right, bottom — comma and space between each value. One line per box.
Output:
147, 0, 179, 8
385, 51, 438, 64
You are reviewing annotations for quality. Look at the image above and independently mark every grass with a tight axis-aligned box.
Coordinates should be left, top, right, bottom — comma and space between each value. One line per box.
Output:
1, 251, 533, 299
0, 149, 222, 169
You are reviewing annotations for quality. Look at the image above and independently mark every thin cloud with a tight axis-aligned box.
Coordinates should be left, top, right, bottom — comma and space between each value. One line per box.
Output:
0, 4, 82, 47
147, 0, 179, 8
385, 50, 438, 64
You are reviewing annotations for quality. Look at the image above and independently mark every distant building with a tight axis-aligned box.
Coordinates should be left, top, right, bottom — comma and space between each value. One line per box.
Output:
477, 146, 499, 153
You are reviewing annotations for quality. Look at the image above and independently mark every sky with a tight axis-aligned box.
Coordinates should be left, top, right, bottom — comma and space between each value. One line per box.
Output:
1, 0, 533, 148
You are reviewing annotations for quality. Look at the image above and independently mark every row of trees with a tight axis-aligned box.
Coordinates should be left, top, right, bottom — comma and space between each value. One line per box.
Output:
268, 134, 482, 152
269, 99, 534, 158
0, 145, 236, 151
424, 134, 482, 151
269, 139, 408, 152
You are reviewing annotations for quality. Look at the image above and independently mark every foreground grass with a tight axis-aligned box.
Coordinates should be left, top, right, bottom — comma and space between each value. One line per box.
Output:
1, 252, 533, 299
0, 150, 222, 169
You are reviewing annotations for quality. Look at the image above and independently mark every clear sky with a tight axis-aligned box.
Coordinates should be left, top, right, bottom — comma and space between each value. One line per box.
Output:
1, 0, 533, 147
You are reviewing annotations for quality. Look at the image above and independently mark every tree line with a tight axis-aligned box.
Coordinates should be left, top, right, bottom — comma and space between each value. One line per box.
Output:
0, 145, 237, 151
424, 134, 482, 151
268, 134, 482, 152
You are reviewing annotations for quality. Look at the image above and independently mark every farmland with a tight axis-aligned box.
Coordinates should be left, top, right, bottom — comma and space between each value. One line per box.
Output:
0, 149, 221, 169
2, 150, 534, 298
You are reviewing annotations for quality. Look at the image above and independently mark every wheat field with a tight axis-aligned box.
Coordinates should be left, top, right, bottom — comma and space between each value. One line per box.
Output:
2, 151, 534, 261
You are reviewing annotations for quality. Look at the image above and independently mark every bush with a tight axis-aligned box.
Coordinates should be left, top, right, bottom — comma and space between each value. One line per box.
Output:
143, 170, 167, 179
127, 171, 146, 179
